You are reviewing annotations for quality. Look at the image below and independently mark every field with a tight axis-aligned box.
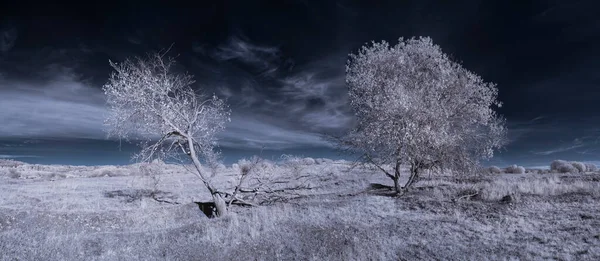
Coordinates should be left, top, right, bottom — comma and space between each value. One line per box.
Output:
0, 159, 599, 260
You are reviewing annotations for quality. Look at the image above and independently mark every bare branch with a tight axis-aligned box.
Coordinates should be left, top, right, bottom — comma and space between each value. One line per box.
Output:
103, 50, 232, 216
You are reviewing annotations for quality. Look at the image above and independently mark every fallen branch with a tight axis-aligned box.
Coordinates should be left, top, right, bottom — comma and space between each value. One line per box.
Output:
151, 196, 181, 205
452, 192, 479, 202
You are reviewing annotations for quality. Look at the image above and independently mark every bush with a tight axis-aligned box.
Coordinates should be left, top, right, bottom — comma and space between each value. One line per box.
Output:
585, 163, 598, 172
570, 161, 586, 173
504, 165, 525, 174
235, 157, 276, 177
0, 159, 26, 168
8, 168, 21, 179
280, 154, 303, 166
487, 166, 502, 174
236, 159, 252, 170
315, 158, 333, 165
217, 163, 227, 171
302, 158, 316, 165
90, 166, 127, 178
550, 160, 577, 173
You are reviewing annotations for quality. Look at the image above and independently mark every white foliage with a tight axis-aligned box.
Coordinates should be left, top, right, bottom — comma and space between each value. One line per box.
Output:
102, 51, 230, 165
342, 37, 506, 183
585, 163, 598, 172
102, 51, 232, 216
487, 166, 502, 174
570, 161, 586, 173
315, 158, 333, 165
0, 159, 26, 168
302, 157, 316, 165
550, 160, 577, 173
504, 165, 525, 174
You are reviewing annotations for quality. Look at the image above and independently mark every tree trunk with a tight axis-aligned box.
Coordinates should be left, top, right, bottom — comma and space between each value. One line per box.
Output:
185, 136, 229, 217
393, 161, 402, 194
393, 174, 402, 194
404, 165, 420, 189
212, 193, 228, 217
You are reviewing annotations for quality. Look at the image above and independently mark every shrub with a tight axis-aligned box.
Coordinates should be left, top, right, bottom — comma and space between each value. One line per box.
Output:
504, 165, 525, 174
561, 165, 577, 173
231, 163, 239, 170
235, 158, 276, 177
550, 160, 577, 173
315, 158, 333, 165
236, 159, 252, 169
525, 169, 542, 174
302, 158, 316, 165
585, 163, 598, 172
8, 168, 21, 179
487, 166, 502, 174
570, 161, 586, 173
90, 166, 127, 178
0, 159, 26, 168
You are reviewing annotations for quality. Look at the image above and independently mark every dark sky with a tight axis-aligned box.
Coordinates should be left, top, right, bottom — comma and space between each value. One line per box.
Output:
1, 0, 599, 167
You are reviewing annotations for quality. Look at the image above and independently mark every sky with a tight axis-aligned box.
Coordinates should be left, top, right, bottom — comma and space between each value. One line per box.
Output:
0, 0, 599, 167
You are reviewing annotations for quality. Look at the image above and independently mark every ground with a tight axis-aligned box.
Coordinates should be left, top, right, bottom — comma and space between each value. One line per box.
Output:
0, 159, 599, 260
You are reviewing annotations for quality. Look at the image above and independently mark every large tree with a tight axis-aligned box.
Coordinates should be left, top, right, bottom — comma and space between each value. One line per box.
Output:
102, 50, 231, 216
342, 37, 507, 194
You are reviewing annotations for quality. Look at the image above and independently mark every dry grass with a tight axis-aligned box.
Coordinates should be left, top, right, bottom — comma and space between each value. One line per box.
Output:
0, 161, 599, 260
479, 174, 600, 201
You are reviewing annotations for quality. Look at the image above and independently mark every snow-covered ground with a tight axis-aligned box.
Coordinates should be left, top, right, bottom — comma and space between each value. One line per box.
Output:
0, 159, 599, 260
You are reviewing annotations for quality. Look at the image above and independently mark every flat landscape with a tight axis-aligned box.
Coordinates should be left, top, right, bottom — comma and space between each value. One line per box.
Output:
1, 159, 599, 260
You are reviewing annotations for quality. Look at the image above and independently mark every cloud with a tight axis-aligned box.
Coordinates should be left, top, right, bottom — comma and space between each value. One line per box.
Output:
213, 35, 279, 63
0, 26, 17, 53
208, 35, 286, 76
0, 69, 107, 139
532, 143, 585, 156
219, 115, 333, 150
0, 34, 355, 152
127, 36, 142, 45
278, 69, 353, 131
0, 154, 40, 159
280, 73, 331, 99
193, 36, 354, 135
0, 53, 346, 150
191, 42, 208, 55
530, 135, 600, 156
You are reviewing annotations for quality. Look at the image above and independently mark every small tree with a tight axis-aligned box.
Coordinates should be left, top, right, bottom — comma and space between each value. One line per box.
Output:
103, 50, 231, 216
342, 37, 506, 194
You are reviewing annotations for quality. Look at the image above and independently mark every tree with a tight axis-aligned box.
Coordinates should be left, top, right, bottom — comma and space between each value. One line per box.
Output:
102, 50, 232, 216
341, 37, 507, 194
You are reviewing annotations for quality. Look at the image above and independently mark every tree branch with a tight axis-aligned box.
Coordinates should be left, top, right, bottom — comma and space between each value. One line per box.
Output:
365, 154, 395, 180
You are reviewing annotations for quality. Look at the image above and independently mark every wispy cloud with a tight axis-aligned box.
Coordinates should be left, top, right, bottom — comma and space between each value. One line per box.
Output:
532, 144, 585, 156
278, 68, 353, 131
209, 35, 284, 75
194, 36, 354, 136
0, 154, 40, 159
219, 115, 332, 150
0, 25, 17, 53
126, 29, 144, 45
532, 138, 586, 155
0, 68, 107, 139
0, 35, 354, 152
